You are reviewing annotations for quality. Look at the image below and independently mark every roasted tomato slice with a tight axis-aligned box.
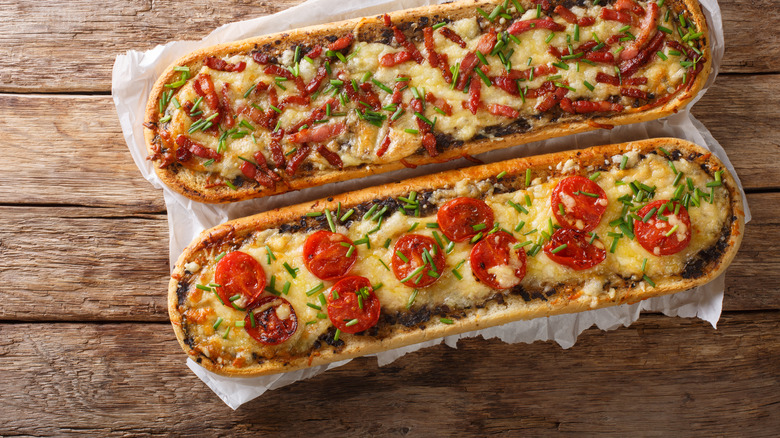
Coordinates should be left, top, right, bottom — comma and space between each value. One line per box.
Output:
470, 231, 527, 289
551, 176, 608, 232
544, 228, 606, 270
392, 234, 446, 288
303, 230, 357, 280
634, 200, 692, 256
327, 276, 381, 334
437, 197, 495, 242
244, 296, 298, 345
214, 251, 266, 308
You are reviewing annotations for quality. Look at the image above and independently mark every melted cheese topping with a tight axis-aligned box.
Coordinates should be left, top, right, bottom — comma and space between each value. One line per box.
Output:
155, 0, 704, 182
182, 149, 730, 365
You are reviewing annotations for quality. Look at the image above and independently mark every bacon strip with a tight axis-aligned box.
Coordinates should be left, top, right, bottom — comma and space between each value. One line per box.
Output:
476, 28, 498, 54
621, 87, 650, 100
462, 75, 482, 115
410, 98, 438, 157
376, 134, 392, 158
285, 144, 311, 175
218, 84, 235, 128
193, 74, 219, 111
615, 0, 645, 16
305, 64, 329, 95
423, 27, 441, 68
600, 9, 632, 23
619, 31, 665, 77
487, 104, 520, 118
384, 14, 423, 64
328, 34, 355, 51
269, 129, 286, 169
263, 65, 307, 96
307, 45, 323, 59
380, 51, 414, 67
620, 2, 659, 60
425, 92, 452, 116
596, 72, 620, 86
288, 98, 337, 133
572, 100, 625, 113
205, 56, 246, 72
554, 5, 595, 27
507, 19, 565, 35
534, 84, 569, 112
251, 52, 271, 65
316, 145, 344, 169
176, 135, 222, 162
439, 27, 466, 48
289, 122, 346, 144
241, 161, 275, 188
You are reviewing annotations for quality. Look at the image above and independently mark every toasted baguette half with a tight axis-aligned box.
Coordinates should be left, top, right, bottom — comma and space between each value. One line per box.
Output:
169, 138, 743, 377
145, 0, 712, 203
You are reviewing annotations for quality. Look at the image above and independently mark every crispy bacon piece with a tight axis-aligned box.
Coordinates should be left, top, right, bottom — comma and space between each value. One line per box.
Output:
476, 28, 498, 55
596, 72, 621, 86
493, 75, 521, 96
391, 76, 409, 104
269, 129, 286, 168
620, 2, 659, 60
554, 5, 594, 26
316, 145, 344, 169
572, 100, 624, 113
176, 135, 222, 162
384, 14, 424, 64
219, 84, 235, 128
620, 87, 649, 100
615, 0, 645, 16
625, 77, 648, 86
619, 31, 665, 77
279, 95, 310, 111
307, 45, 323, 59
425, 92, 452, 116
328, 34, 354, 51
586, 51, 615, 64
305, 64, 329, 95
380, 51, 413, 67
600, 9, 632, 23
439, 27, 466, 48
193, 74, 219, 111
289, 122, 346, 144
285, 143, 311, 175
456, 52, 479, 90
410, 97, 438, 157
487, 104, 520, 118
204, 56, 246, 72
423, 27, 441, 68
240, 159, 274, 189
560, 97, 574, 113
298, 122, 340, 144
251, 52, 271, 65
507, 18, 565, 35
531, 0, 552, 12
358, 82, 383, 110
263, 65, 307, 96
525, 81, 557, 99
534, 84, 569, 112
237, 104, 267, 127
436, 53, 453, 83
377, 134, 392, 157
462, 75, 482, 115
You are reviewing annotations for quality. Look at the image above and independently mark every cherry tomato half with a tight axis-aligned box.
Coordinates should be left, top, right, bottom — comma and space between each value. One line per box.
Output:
634, 200, 692, 256
214, 251, 266, 309
543, 228, 606, 271
392, 234, 446, 288
327, 276, 381, 334
470, 231, 527, 289
551, 176, 608, 232
303, 230, 357, 280
244, 296, 298, 345
437, 197, 495, 242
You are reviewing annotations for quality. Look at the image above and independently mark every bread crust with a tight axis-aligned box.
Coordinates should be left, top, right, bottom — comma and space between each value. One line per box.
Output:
168, 138, 744, 377
145, 0, 712, 203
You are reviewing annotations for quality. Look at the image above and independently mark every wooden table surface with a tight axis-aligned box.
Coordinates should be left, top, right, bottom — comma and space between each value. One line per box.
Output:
2, 1, 778, 435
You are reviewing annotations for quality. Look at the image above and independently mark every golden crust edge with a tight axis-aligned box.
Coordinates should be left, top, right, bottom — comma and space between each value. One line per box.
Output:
144, 0, 712, 204
167, 137, 745, 377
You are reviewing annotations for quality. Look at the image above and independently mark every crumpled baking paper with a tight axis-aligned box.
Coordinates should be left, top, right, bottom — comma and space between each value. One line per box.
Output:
113, 0, 749, 410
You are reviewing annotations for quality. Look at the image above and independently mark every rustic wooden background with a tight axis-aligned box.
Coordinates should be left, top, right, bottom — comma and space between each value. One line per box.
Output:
1, 0, 778, 435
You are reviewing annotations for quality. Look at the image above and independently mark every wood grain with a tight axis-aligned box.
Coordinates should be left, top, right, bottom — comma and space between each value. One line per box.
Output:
0, 192, 777, 322
0, 0, 776, 93
0, 312, 778, 436
0, 74, 778, 211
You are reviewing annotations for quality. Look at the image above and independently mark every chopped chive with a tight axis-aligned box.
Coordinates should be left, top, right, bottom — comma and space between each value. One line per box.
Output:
507, 200, 529, 214
383, 238, 392, 249
514, 220, 526, 232
643, 275, 656, 287
396, 251, 409, 263
406, 289, 419, 308
525, 168, 532, 186
551, 244, 568, 254
433, 22, 447, 30
470, 232, 484, 243
222, 326, 231, 339
362, 204, 378, 221
339, 208, 355, 222
589, 171, 601, 181
306, 211, 322, 217
215, 251, 226, 263
345, 318, 359, 327
283, 262, 298, 279
497, 171, 507, 179
307, 302, 322, 311
234, 321, 246, 328
325, 208, 336, 232
584, 80, 595, 91
212, 317, 223, 330
440, 318, 454, 324
405, 128, 419, 135
620, 155, 628, 170
401, 265, 426, 283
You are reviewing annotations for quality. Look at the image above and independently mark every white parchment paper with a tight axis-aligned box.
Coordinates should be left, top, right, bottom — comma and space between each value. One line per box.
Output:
113, 0, 749, 409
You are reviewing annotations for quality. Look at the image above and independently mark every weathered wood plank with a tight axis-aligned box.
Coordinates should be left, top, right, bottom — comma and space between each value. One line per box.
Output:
0, 94, 165, 212
0, 313, 777, 436
0, 192, 777, 322
0, 74, 778, 211
0, 0, 776, 93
